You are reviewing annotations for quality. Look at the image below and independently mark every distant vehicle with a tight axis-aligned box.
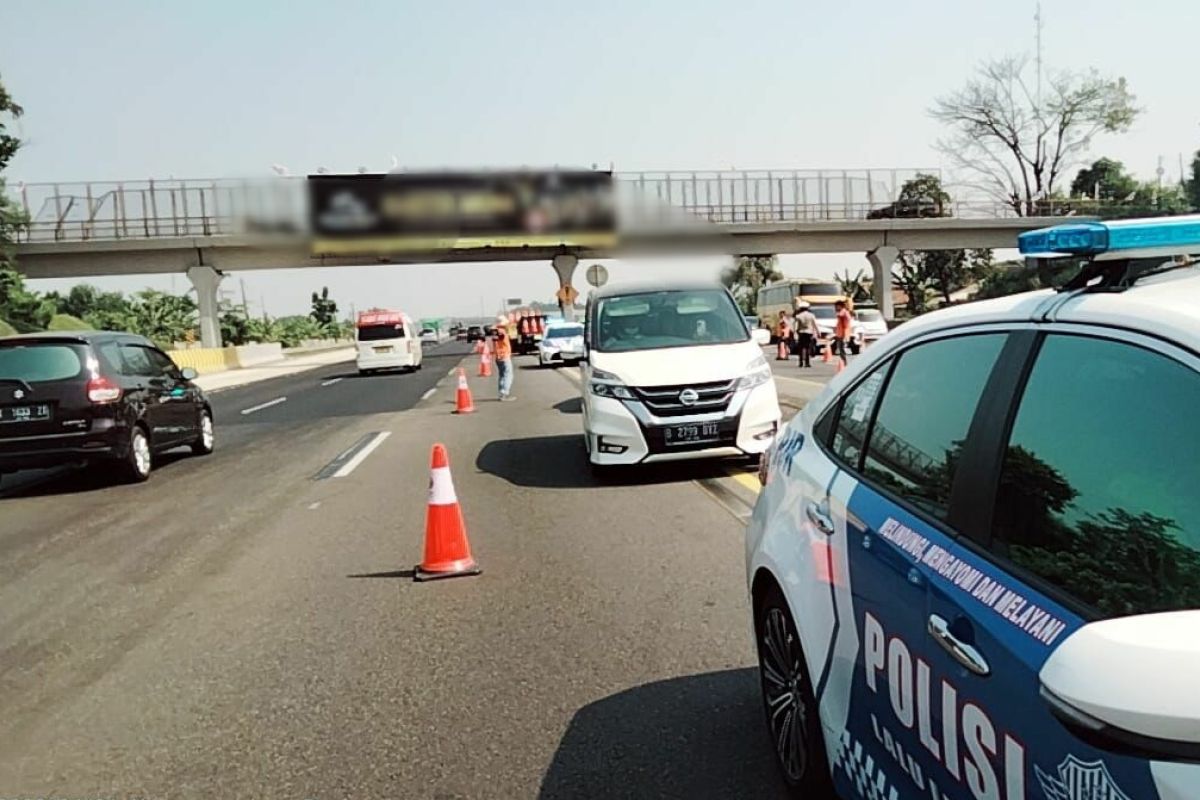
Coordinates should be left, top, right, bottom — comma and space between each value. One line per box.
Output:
756, 279, 845, 337
581, 281, 781, 472
538, 322, 585, 367
854, 307, 888, 345
466, 326, 485, 342
355, 310, 423, 375
419, 328, 439, 343
866, 196, 946, 219
745, 315, 771, 347
0, 331, 213, 484
747, 214, 1200, 797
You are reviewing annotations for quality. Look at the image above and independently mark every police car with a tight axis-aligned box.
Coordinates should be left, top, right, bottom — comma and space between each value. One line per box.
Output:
746, 215, 1200, 799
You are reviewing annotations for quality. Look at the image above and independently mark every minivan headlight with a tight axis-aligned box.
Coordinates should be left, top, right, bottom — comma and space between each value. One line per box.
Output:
737, 355, 772, 390
589, 367, 635, 399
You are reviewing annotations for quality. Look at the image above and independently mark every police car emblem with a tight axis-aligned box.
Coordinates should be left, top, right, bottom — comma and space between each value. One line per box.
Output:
1035, 755, 1131, 800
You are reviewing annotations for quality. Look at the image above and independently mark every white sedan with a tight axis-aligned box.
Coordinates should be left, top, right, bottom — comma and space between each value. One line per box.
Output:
538, 322, 585, 367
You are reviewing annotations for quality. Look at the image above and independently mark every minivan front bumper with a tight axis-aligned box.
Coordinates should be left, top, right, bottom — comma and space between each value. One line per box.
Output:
585, 381, 781, 465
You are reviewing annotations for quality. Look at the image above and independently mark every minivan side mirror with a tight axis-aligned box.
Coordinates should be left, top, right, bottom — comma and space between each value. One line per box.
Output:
180, 367, 198, 381
1039, 611, 1200, 760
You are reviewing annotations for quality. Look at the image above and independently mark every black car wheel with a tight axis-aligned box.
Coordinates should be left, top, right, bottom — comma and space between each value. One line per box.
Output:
192, 409, 214, 456
121, 426, 153, 483
756, 584, 833, 797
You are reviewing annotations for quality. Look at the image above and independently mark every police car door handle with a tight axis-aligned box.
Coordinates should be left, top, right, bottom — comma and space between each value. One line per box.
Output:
805, 501, 834, 535
927, 614, 991, 677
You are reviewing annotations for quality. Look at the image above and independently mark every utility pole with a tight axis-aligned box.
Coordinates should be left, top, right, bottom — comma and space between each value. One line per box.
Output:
240, 278, 249, 316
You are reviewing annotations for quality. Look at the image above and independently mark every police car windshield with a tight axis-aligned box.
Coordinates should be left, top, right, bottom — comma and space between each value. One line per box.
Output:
594, 289, 748, 353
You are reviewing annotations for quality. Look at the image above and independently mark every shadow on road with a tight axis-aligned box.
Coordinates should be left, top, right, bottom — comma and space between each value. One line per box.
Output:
538, 668, 786, 800
475, 435, 738, 489
347, 568, 416, 579
553, 396, 581, 414
0, 451, 193, 500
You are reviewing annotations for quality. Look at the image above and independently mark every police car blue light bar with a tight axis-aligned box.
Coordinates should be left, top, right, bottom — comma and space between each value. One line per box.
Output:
1019, 214, 1200, 260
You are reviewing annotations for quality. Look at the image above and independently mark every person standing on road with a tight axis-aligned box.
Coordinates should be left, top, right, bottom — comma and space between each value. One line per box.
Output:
833, 299, 853, 366
794, 302, 818, 368
494, 315, 515, 401
776, 310, 792, 360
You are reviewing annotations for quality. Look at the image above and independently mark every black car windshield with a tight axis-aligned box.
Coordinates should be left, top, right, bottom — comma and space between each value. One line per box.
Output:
594, 289, 748, 353
357, 323, 406, 341
0, 343, 87, 383
545, 325, 583, 339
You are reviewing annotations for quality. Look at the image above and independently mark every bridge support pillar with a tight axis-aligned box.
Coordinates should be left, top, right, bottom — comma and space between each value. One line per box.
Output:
187, 266, 225, 348
552, 254, 580, 322
866, 245, 899, 321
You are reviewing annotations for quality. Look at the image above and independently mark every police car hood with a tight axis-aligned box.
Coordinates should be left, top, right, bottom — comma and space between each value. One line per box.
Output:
590, 341, 759, 386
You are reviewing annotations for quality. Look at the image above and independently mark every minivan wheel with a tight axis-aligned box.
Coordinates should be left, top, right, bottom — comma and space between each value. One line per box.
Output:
756, 584, 833, 797
192, 410, 214, 456
122, 427, 153, 483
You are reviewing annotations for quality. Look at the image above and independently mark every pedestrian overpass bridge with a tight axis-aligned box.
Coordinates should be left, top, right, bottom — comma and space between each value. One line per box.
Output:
9, 169, 1070, 345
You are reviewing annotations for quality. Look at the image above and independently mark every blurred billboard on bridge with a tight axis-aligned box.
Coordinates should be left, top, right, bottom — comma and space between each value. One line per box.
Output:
308, 170, 616, 256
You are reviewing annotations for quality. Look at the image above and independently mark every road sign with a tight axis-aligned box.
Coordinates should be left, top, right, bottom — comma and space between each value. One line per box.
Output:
585, 263, 608, 288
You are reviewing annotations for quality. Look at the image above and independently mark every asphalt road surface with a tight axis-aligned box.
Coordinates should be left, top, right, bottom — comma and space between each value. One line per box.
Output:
0, 341, 834, 799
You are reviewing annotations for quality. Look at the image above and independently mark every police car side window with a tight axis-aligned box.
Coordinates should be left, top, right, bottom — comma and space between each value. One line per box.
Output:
829, 364, 889, 467
860, 334, 1006, 521
990, 334, 1200, 618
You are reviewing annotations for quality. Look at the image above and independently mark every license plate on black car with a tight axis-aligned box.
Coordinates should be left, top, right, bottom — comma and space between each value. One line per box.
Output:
663, 422, 720, 446
0, 404, 51, 423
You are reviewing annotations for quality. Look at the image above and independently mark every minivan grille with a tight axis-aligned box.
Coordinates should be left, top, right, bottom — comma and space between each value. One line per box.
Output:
631, 379, 736, 417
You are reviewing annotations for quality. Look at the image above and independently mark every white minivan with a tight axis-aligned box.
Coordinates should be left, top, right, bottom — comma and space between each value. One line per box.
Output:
581, 281, 781, 468
355, 310, 423, 375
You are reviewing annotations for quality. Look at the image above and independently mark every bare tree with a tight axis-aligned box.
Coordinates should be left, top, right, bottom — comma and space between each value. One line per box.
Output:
930, 56, 1139, 215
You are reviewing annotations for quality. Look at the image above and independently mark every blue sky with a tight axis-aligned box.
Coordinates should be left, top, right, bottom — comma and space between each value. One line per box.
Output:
3, 0, 1197, 317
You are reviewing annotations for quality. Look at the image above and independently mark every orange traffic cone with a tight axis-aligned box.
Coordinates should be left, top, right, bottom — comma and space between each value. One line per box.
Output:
478, 347, 492, 377
415, 444, 480, 582
453, 368, 476, 414
473, 340, 484, 355
822, 341, 832, 364
776, 338, 788, 360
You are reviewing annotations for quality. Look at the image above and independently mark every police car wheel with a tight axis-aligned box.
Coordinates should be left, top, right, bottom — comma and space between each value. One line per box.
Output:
756, 584, 832, 796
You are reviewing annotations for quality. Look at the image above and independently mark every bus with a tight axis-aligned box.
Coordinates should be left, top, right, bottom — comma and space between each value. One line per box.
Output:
755, 279, 846, 338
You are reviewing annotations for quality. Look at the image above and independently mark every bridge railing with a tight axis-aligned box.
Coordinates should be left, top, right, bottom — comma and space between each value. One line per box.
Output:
6, 170, 1130, 245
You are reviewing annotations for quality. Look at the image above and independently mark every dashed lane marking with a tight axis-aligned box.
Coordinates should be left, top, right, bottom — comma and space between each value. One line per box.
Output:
240, 397, 287, 415
321, 377, 343, 387
421, 388, 436, 401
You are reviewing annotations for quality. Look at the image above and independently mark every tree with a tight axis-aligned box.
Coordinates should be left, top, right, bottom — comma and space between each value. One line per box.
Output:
310, 287, 338, 329
931, 56, 1139, 215
1070, 157, 1137, 202
1188, 150, 1200, 211
720, 255, 782, 313
0, 267, 54, 332
126, 290, 196, 347
0, 74, 25, 274
834, 268, 871, 303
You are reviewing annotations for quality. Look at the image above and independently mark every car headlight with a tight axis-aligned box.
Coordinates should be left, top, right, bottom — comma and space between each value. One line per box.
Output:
589, 367, 635, 399
737, 355, 772, 390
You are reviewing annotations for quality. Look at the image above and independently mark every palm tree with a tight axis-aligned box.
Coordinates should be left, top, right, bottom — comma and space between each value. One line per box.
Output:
721, 255, 782, 313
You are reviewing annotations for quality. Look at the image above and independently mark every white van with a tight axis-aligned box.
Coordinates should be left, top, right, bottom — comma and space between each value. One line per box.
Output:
581, 281, 781, 468
355, 310, 423, 375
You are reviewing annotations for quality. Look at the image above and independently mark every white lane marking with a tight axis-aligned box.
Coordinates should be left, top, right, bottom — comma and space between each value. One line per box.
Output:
240, 396, 287, 415
332, 431, 391, 478
321, 377, 343, 387
308, 501, 322, 510
447, 367, 457, 377
421, 388, 436, 401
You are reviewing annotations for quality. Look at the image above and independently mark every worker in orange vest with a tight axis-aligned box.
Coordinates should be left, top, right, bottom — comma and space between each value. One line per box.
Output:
493, 315, 515, 401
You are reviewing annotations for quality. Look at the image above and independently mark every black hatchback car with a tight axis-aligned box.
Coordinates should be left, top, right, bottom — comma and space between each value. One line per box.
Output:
0, 331, 214, 484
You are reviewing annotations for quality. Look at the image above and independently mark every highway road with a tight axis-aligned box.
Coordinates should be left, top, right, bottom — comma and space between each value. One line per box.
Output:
0, 340, 837, 799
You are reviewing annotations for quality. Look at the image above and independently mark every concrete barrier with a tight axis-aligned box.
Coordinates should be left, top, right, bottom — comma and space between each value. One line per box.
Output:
168, 347, 239, 375
233, 342, 284, 367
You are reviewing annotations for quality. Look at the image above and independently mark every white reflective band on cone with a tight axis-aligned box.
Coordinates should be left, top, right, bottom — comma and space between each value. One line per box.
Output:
429, 466, 458, 505
458, 374, 469, 389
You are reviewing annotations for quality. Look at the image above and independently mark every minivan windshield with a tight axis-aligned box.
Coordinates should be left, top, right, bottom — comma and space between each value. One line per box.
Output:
357, 323, 406, 341
809, 305, 837, 320
593, 289, 748, 353
0, 343, 87, 383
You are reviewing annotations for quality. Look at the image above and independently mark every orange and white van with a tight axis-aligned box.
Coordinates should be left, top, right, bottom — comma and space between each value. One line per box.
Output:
355, 310, 423, 375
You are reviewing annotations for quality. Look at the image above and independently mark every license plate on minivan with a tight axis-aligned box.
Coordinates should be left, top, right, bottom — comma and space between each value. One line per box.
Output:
0, 404, 51, 424
373, 346, 394, 354
663, 421, 720, 446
